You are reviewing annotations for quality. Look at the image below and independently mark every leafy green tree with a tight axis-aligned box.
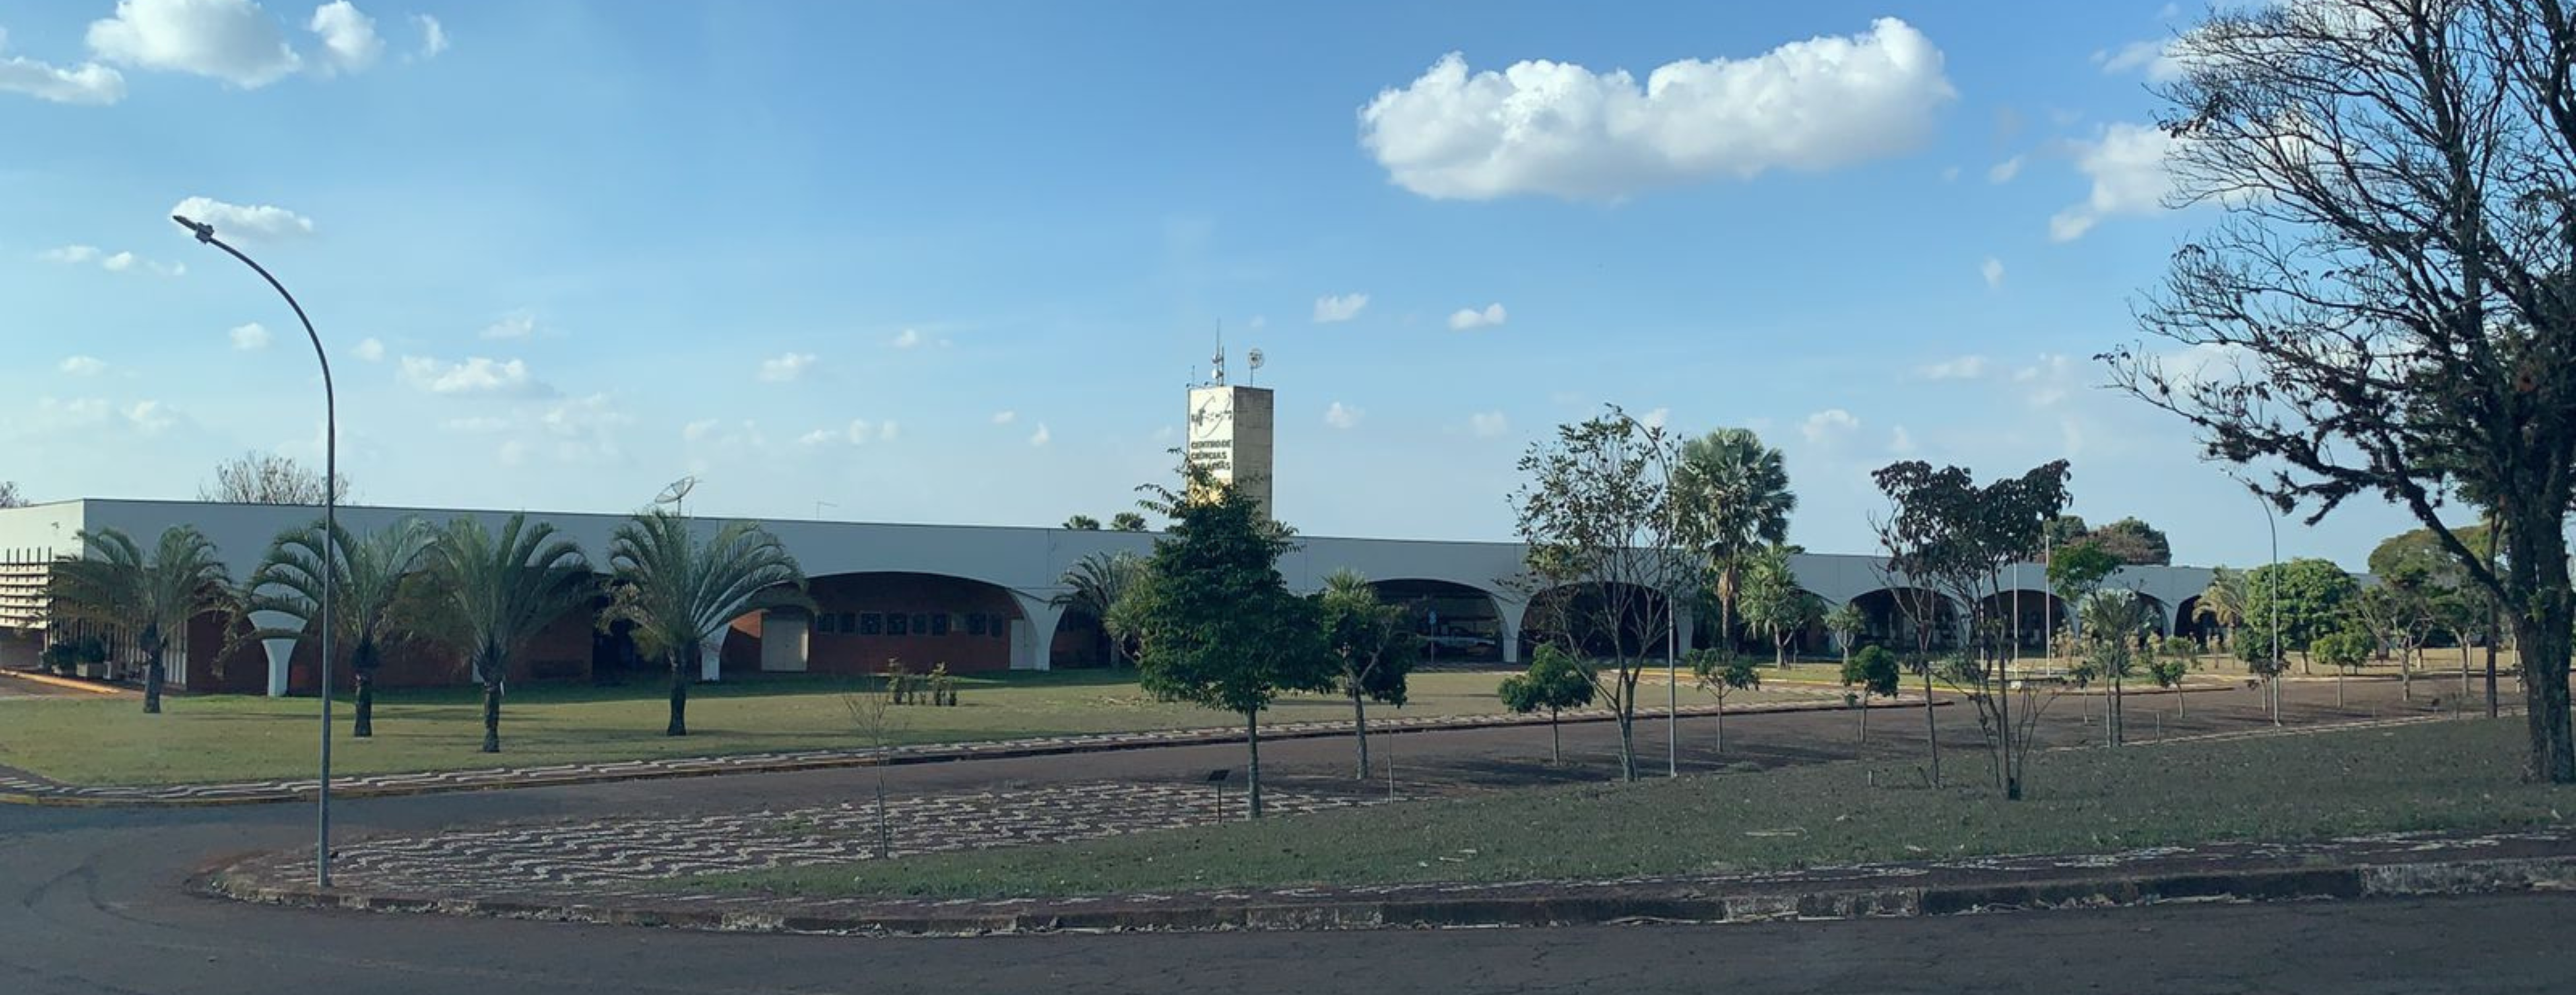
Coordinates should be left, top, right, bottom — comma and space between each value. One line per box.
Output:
1841, 644, 1900, 745
1824, 601, 1866, 668
2048, 541, 2122, 637
248, 518, 435, 737
1316, 570, 1419, 779
2353, 571, 2438, 702
1511, 407, 1692, 782
420, 514, 594, 753
2040, 514, 2090, 551
2087, 517, 2172, 566
1108, 511, 1150, 532
1501, 644, 1596, 763
2100, 0, 2576, 780
2238, 559, 2361, 673
1686, 647, 1760, 753
1062, 514, 1102, 531
2146, 635, 2195, 718
1672, 427, 1795, 655
48, 526, 235, 713
1736, 545, 1820, 667
604, 510, 810, 737
1872, 460, 2073, 800
1127, 465, 1333, 817
2312, 627, 2374, 709
1052, 550, 1146, 667
2076, 588, 2150, 745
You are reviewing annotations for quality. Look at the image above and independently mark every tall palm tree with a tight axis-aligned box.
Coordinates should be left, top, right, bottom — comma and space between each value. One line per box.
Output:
1052, 550, 1146, 667
247, 518, 435, 737
2194, 567, 2248, 654
420, 514, 593, 752
1673, 428, 1796, 656
48, 526, 235, 713
603, 510, 810, 736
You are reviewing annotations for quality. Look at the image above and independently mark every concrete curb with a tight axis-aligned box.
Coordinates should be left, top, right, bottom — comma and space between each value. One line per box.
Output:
0, 694, 1934, 808
196, 852, 2576, 937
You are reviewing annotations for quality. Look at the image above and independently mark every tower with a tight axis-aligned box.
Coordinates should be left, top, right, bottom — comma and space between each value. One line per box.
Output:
1186, 355, 1274, 518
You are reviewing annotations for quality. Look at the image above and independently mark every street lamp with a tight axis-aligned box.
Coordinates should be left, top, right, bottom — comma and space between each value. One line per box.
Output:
173, 214, 338, 887
2229, 474, 2283, 726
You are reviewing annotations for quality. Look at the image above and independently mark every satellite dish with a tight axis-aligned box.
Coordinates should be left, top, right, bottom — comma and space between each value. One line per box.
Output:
652, 476, 699, 514
1247, 348, 1263, 373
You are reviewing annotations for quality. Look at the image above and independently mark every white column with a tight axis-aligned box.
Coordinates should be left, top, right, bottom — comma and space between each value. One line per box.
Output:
1007, 592, 1065, 671
250, 609, 297, 697
699, 638, 724, 682
760, 611, 809, 672
1496, 598, 1526, 665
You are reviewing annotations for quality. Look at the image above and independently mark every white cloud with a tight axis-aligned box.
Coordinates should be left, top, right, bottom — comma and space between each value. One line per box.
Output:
1324, 401, 1363, 429
2094, 37, 2188, 83
1638, 407, 1669, 429
1448, 303, 1507, 331
1313, 293, 1369, 323
306, 1, 378, 75
756, 352, 816, 382
1469, 411, 1509, 438
538, 393, 629, 461
398, 355, 549, 397
124, 399, 175, 434
1028, 423, 1052, 447
1358, 18, 1955, 201
353, 336, 384, 361
2049, 122, 2177, 242
822, 418, 902, 445
879, 421, 900, 441
2015, 353, 2076, 407
1917, 354, 1990, 380
0, 29, 126, 105
88, 0, 303, 88
1801, 408, 1860, 444
409, 13, 444, 59
40, 244, 181, 275
890, 328, 922, 349
40, 245, 101, 264
480, 312, 537, 340
989, 410, 1017, 425
59, 355, 107, 376
1940, 165, 1961, 182
170, 195, 316, 240
1980, 256, 2005, 289
681, 418, 719, 442
1987, 155, 2025, 184
798, 427, 840, 447
1889, 425, 1917, 454
228, 321, 270, 350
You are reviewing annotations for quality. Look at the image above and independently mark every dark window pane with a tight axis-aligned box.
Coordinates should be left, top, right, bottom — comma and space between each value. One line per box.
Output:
859, 612, 880, 635
966, 613, 987, 636
816, 613, 836, 634
930, 613, 950, 636
840, 612, 858, 634
911, 613, 930, 635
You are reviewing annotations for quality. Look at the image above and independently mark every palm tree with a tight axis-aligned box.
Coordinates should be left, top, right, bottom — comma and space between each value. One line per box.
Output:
2194, 567, 2248, 656
420, 514, 593, 752
2079, 588, 2149, 745
1052, 550, 1146, 667
247, 518, 436, 737
603, 510, 810, 736
1825, 601, 1866, 669
1673, 428, 1796, 656
48, 526, 235, 713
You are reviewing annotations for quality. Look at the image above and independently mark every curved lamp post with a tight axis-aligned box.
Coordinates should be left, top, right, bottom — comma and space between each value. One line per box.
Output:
173, 214, 337, 888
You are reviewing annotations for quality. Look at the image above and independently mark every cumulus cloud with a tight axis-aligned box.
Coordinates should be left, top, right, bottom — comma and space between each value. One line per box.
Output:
2094, 37, 2189, 83
1358, 18, 1955, 201
990, 410, 1017, 425
538, 393, 629, 461
815, 418, 902, 446
409, 13, 444, 59
353, 336, 384, 361
480, 312, 537, 340
228, 322, 270, 350
1028, 423, 1052, 447
306, 1, 378, 74
0, 29, 126, 105
39, 244, 183, 275
1986, 155, 2024, 184
1324, 401, 1363, 429
170, 195, 316, 240
797, 427, 840, 447
1469, 411, 1509, 438
1638, 407, 1670, 429
1917, 354, 1990, 380
1801, 408, 1860, 443
124, 399, 177, 434
2049, 122, 2177, 242
1448, 303, 1507, 331
2015, 353, 2077, 407
681, 418, 719, 442
1981, 256, 2005, 289
88, 0, 303, 88
890, 328, 922, 349
59, 355, 107, 376
398, 355, 550, 397
1313, 293, 1368, 323
757, 352, 816, 382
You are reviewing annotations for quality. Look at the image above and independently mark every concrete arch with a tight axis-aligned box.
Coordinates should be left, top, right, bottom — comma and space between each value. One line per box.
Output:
1847, 586, 1965, 653
1367, 578, 1507, 665
797, 571, 1043, 675
1978, 588, 2069, 654
1518, 581, 1680, 662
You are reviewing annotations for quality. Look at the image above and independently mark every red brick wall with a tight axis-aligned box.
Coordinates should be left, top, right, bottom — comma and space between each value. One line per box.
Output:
804, 573, 1017, 674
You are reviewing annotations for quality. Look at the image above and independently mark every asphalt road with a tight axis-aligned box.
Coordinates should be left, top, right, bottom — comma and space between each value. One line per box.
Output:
2, 677, 2561, 994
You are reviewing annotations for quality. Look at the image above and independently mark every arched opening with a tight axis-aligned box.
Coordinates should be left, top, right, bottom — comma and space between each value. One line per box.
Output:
1049, 608, 1119, 669
2134, 593, 2174, 638
1368, 578, 1505, 666
802, 572, 1025, 675
1847, 587, 1961, 653
1518, 582, 1675, 661
1977, 589, 2068, 654
2174, 595, 2219, 650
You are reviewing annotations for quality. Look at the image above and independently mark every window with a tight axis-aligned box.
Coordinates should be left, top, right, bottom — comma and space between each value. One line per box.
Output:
966, 613, 987, 636
859, 613, 883, 636
816, 613, 837, 634
930, 613, 951, 636
840, 612, 857, 634
887, 613, 909, 636
911, 613, 930, 635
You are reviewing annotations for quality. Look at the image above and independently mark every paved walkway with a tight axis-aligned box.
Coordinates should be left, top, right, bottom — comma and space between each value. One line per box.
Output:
0, 692, 1878, 805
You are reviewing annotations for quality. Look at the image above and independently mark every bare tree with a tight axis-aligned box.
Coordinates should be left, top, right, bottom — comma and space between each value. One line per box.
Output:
0, 481, 24, 509
2101, 0, 2576, 780
200, 451, 349, 506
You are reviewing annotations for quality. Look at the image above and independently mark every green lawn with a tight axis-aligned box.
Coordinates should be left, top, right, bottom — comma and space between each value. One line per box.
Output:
0, 669, 1834, 786
681, 716, 2574, 901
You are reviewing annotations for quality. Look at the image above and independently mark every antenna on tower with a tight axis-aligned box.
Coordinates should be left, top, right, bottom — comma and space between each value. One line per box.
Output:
1210, 322, 1227, 386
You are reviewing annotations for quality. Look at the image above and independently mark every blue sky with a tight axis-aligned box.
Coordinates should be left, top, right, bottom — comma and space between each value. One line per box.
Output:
0, 0, 2437, 568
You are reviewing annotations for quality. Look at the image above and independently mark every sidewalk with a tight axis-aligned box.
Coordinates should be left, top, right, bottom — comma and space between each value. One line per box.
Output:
0, 693, 1928, 807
